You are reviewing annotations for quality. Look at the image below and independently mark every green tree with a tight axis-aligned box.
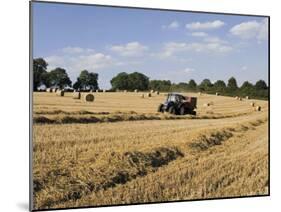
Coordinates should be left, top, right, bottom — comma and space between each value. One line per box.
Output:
111, 72, 149, 91
41, 71, 51, 88
199, 79, 213, 91
33, 58, 48, 90
170, 82, 189, 92
255, 80, 267, 90
73, 78, 81, 90
239, 81, 254, 97
111, 72, 129, 90
48, 68, 72, 89
254, 80, 268, 100
149, 80, 171, 91
77, 70, 99, 90
227, 77, 238, 91
240, 81, 253, 90
188, 79, 197, 90
127, 72, 149, 91
213, 80, 226, 92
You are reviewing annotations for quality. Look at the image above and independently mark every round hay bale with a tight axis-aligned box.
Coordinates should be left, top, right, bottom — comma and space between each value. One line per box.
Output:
156, 91, 160, 95
147, 93, 152, 97
255, 106, 261, 111
103, 89, 106, 93
150, 90, 154, 93
90, 89, 93, 93
238, 97, 242, 101
198, 92, 202, 96
216, 92, 219, 96
56, 90, 64, 97
140, 94, 144, 98
46, 88, 52, 93
250, 102, 255, 107
95, 89, 99, 92
124, 90, 127, 93
84, 93, 95, 102
73, 92, 81, 99
203, 103, 210, 107
246, 96, 249, 100
134, 89, 138, 93
53, 88, 58, 92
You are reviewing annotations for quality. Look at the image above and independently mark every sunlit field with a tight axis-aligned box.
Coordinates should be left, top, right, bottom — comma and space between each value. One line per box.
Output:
32, 91, 269, 210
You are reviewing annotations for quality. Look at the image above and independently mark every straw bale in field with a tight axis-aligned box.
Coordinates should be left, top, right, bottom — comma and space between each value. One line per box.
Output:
84, 93, 95, 102
56, 90, 64, 97
73, 92, 81, 99
255, 106, 261, 111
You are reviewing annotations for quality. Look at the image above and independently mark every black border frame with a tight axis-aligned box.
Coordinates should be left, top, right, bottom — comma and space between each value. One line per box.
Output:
29, 1, 270, 211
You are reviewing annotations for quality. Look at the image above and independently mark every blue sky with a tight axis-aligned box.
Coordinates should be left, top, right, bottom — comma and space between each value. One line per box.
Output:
33, 2, 269, 89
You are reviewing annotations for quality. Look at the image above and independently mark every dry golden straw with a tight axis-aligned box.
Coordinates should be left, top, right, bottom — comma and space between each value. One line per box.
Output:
84, 93, 95, 102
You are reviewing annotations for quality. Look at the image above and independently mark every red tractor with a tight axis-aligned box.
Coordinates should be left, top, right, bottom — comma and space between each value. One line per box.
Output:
158, 93, 197, 115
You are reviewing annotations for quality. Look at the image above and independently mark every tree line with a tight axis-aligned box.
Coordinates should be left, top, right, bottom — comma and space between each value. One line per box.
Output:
33, 58, 99, 91
33, 58, 268, 100
110, 72, 268, 100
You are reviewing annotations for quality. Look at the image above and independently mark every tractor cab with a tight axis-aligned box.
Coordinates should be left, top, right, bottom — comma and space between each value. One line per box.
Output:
165, 93, 185, 103
159, 93, 197, 115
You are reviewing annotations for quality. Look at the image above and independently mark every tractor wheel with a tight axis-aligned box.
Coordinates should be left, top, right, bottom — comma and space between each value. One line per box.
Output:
158, 104, 164, 112
168, 106, 176, 115
179, 106, 185, 115
190, 110, 197, 116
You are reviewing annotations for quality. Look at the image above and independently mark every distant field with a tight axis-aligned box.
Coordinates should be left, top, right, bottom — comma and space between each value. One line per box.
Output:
32, 91, 269, 210
33, 91, 268, 120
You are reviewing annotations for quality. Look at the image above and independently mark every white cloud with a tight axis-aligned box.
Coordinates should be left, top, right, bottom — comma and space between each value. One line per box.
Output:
162, 21, 180, 30
62, 46, 95, 54
75, 53, 113, 70
110, 42, 148, 56
183, 67, 195, 73
160, 42, 187, 57
186, 20, 225, 30
242, 66, 248, 71
203, 37, 226, 44
230, 18, 268, 41
44, 52, 114, 82
160, 38, 232, 57
191, 32, 208, 37
44, 55, 65, 67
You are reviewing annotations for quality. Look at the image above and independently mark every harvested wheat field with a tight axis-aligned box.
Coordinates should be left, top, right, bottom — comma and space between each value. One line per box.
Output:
32, 91, 269, 210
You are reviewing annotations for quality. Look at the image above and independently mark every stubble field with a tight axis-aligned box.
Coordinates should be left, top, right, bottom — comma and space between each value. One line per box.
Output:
32, 91, 269, 210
